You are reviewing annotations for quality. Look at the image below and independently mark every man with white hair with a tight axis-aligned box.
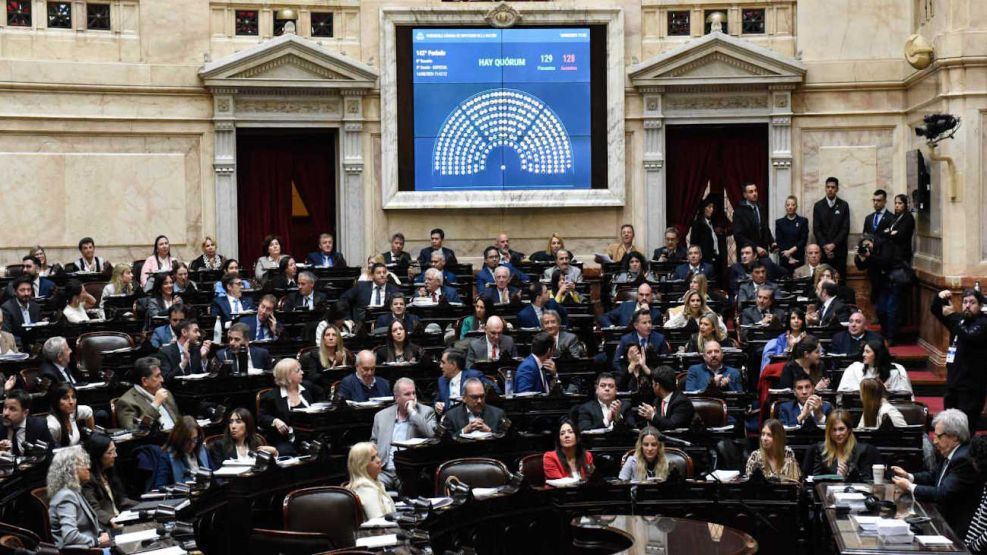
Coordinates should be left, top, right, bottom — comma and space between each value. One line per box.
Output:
480, 266, 519, 306
413, 249, 457, 285
415, 267, 461, 304
465, 315, 516, 369
39, 336, 83, 385
892, 409, 980, 539
371, 377, 437, 489
338, 350, 391, 402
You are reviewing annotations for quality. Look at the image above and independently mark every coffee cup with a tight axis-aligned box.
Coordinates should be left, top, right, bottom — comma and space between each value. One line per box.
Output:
872, 464, 886, 485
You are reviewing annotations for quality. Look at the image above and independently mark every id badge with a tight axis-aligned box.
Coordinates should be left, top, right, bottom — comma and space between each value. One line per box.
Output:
946, 345, 957, 364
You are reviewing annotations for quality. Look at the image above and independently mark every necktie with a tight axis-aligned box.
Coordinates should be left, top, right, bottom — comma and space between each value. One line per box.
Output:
640, 337, 648, 352
661, 399, 668, 417
753, 204, 761, 228
256, 320, 264, 341
233, 299, 241, 314
874, 212, 882, 231
374, 286, 382, 306
500, 289, 508, 304
431, 292, 438, 303
64, 368, 75, 385
21, 304, 31, 325
540, 366, 549, 393
33, 283, 38, 297
449, 381, 456, 399
491, 343, 498, 360
323, 255, 329, 267
937, 459, 949, 487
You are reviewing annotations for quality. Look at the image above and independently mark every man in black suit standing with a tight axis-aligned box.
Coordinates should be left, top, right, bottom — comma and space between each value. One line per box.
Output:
441, 378, 508, 438
892, 409, 980, 539
732, 182, 776, 258
930, 288, 987, 436
576, 373, 635, 431
157, 320, 212, 380
635, 366, 696, 431
862, 189, 893, 243
1, 276, 42, 346
812, 176, 851, 279
0, 389, 53, 456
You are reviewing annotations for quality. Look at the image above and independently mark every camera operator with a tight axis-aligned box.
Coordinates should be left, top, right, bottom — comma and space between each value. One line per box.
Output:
854, 233, 910, 344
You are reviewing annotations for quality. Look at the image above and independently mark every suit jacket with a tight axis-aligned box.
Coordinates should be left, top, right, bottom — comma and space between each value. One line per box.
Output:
414, 268, 458, 286
0, 416, 53, 456
544, 449, 594, 481
382, 251, 412, 268
819, 298, 851, 326
737, 280, 776, 305
727, 263, 752, 295
803, 441, 880, 481
341, 282, 401, 312
258, 385, 321, 433
337, 373, 391, 402
684, 364, 743, 392
150, 324, 177, 348
465, 334, 517, 370
153, 446, 212, 489
115, 386, 181, 431
733, 201, 774, 251
776, 399, 832, 428
554, 331, 585, 360
862, 208, 893, 238
306, 251, 347, 268
812, 197, 851, 252
516, 300, 569, 329
417, 246, 458, 268
648, 391, 696, 430
39, 360, 84, 386
515, 355, 552, 394
371, 403, 437, 467
157, 342, 209, 380
829, 330, 882, 357
474, 264, 522, 291
671, 262, 714, 281
576, 398, 636, 431
599, 302, 662, 329
0, 298, 42, 339
49, 488, 101, 548
4, 277, 55, 299
215, 345, 273, 372
81, 472, 133, 527
652, 246, 687, 263
931, 296, 987, 393
210, 295, 255, 326
612, 331, 670, 372
285, 290, 327, 312
374, 312, 422, 333
435, 369, 494, 405
775, 215, 810, 265
480, 285, 520, 306
240, 314, 282, 342
740, 305, 785, 328
883, 211, 915, 263
416, 285, 461, 304
689, 217, 719, 263
912, 443, 981, 539
442, 403, 506, 438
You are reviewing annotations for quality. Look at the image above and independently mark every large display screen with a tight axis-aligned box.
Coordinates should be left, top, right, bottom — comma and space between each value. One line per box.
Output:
411, 28, 592, 192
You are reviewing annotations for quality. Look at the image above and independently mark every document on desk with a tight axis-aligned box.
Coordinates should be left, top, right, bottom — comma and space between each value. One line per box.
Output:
137, 547, 187, 555
392, 437, 431, 448
705, 470, 740, 482
356, 534, 400, 548
213, 465, 253, 477
114, 528, 159, 544
295, 403, 332, 413
175, 373, 211, 381
0, 352, 29, 361
360, 516, 394, 529
111, 510, 143, 525
916, 536, 953, 547
460, 431, 495, 440
75, 381, 107, 390
347, 400, 384, 408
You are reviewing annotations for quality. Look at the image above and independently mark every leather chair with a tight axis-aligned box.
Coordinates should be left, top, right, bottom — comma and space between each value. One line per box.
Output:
689, 397, 728, 427
256, 387, 272, 415
75, 331, 135, 378
297, 345, 318, 361
83, 282, 107, 305
892, 401, 929, 427
620, 447, 694, 479
28, 487, 52, 542
4, 264, 24, 278
434, 457, 511, 496
250, 486, 363, 555
518, 453, 545, 487
614, 287, 636, 303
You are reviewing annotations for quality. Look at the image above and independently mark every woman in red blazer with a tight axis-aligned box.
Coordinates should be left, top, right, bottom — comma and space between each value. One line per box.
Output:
543, 420, 594, 481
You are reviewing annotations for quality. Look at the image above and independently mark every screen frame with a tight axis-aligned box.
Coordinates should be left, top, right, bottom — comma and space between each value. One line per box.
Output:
379, 7, 625, 209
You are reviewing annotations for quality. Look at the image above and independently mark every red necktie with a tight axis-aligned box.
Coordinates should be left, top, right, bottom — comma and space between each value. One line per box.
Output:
432, 292, 437, 303
491, 344, 498, 360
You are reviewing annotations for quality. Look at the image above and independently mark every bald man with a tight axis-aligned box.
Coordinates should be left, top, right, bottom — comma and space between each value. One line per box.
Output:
465, 316, 517, 370
600, 283, 662, 328
337, 350, 391, 402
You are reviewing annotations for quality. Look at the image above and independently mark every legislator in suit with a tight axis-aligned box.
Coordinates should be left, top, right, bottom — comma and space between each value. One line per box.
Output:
115, 385, 181, 431
49, 487, 103, 549
908, 442, 980, 539
0, 414, 53, 456
775, 214, 809, 273
211, 294, 255, 327
599, 301, 662, 329
671, 262, 714, 281
575, 398, 636, 431
1, 296, 42, 342
215, 344, 273, 372
611, 330, 669, 373
516, 299, 569, 329
157, 341, 209, 381
442, 402, 506, 438
371, 402, 437, 485
648, 391, 695, 430
258, 384, 321, 454
465, 333, 517, 370
733, 200, 775, 253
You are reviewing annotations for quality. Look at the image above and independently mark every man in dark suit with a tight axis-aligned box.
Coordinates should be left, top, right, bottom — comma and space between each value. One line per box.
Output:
3, 256, 55, 299
0, 389, 53, 456
862, 189, 893, 241
829, 311, 883, 357
516, 282, 568, 329
600, 283, 661, 328
413, 249, 458, 286
930, 288, 987, 436
541, 310, 585, 359
240, 294, 282, 342
671, 245, 714, 281
652, 227, 687, 263
465, 316, 516, 370
150, 304, 185, 348
741, 285, 785, 341
475, 246, 522, 291
812, 176, 851, 279
374, 294, 421, 333
480, 266, 520, 307
611, 309, 670, 372
892, 409, 981, 539
337, 349, 390, 402
39, 336, 84, 385
809, 281, 851, 327
339, 263, 400, 321
1, 276, 43, 344
285, 271, 326, 312
434, 349, 494, 414
514, 333, 558, 394
576, 373, 635, 431
728, 245, 756, 296
636, 365, 695, 431
441, 378, 507, 438
684, 341, 743, 393
211, 272, 255, 327
777, 374, 832, 428
382, 232, 412, 272
157, 320, 212, 380
775, 195, 810, 274
417, 228, 458, 268
737, 261, 776, 305
214, 323, 273, 372
732, 182, 776, 257
115, 357, 181, 431
495, 233, 525, 266
414, 267, 461, 305
306, 233, 347, 268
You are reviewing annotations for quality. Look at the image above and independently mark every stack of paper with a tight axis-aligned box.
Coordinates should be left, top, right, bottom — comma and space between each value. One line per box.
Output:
916, 535, 953, 548
832, 491, 867, 511
876, 519, 913, 544
850, 514, 881, 533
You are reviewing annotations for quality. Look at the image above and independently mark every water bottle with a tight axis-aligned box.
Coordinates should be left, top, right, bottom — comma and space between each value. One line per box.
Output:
505, 369, 514, 398
213, 318, 222, 344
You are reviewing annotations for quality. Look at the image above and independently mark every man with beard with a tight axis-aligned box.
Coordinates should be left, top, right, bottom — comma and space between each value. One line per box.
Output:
931, 289, 987, 437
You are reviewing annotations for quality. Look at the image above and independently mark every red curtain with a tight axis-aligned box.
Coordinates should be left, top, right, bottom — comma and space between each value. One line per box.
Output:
236, 133, 336, 261
665, 124, 768, 238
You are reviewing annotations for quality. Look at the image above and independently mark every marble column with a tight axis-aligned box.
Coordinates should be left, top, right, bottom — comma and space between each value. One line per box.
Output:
339, 91, 365, 261
212, 91, 239, 258
641, 88, 666, 254
769, 86, 794, 222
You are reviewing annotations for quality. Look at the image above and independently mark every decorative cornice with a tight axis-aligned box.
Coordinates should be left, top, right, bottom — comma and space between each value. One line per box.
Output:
233, 54, 346, 80
343, 162, 364, 175
644, 159, 664, 171
771, 159, 792, 168
666, 51, 772, 78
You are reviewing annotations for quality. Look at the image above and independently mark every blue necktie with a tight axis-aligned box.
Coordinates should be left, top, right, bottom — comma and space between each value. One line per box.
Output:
324, 254, 331, 267
873, 212, 881, 231
256, 319, 265, 340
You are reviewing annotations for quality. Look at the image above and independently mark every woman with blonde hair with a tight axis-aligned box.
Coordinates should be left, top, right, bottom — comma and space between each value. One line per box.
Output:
804, 409, 880, 480
745, 419, 801, 481
684, 313, 732, 353
618, 426, 669, 482
346, 441, 396, 519
190, 236, 225, 271
302, 324, 354, 390
47, 446, 111, 549
857, 378, 907, 430
99, 264, 135, 311
259, 358, 319, 455
529, 233, 568, 263
666, 290, 726, 334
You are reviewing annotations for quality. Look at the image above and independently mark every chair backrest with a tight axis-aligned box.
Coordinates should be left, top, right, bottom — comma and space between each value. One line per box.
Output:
434, 457, 512, 496
690, 397, 728, 427
256, 387, 272, 415
518, 453, 544, 487
769, 400, 783, 420
83, 282, 107, 305
620, 447, 693, 479
5, 264, 24, 278
75, 331, 134, 376
283, 486, 363, 540
892, 401, 929, 427
28, 487, 52, 542
297, 345, 318, 361
614, 288, 636, 303
0, 521, 41, 551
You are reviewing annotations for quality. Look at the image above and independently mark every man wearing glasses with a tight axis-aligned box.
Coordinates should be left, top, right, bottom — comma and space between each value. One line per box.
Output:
441, 378, 507, 438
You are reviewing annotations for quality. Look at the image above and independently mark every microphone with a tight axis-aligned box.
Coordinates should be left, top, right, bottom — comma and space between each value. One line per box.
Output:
656, 432, 692, 447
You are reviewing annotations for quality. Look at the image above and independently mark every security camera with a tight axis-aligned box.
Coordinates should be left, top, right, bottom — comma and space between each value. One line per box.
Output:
915, 114, 960, 146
